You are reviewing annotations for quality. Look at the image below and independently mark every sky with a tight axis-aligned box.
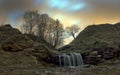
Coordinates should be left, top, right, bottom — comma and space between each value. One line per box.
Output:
0, 0, 120, 44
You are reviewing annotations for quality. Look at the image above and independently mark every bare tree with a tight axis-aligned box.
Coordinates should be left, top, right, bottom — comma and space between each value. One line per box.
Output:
66, 24, 80, 39
43, 17, 55, 43
52, 19, 64, 48
38, 19, 64, 48
37, 14, 50, 40
22, 10, 64, 48
20, 24, 29, 33
23, 10, 39, 34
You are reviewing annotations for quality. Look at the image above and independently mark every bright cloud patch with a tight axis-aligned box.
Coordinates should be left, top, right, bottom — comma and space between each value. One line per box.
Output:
53, 14, 65, 21
48, 0, 86, 12
71, 20, 80, 25
64, 36, 73, 45
68, 3, 86, 11
50, 0, 69, 9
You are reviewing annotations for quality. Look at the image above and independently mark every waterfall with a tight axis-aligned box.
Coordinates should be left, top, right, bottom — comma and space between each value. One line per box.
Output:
63, 54, 72, 66
67, 55, 72, 66
78, 53, 84, 66
58, 55, 62, 67
74, 53, 84, 66
63, 54, 66, 66
58, 53, 84, 67
70, 53, 76, 66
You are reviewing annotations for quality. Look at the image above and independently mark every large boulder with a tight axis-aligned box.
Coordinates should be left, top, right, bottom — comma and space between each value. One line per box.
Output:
83, 51, 102, 65
94, 47, 120, 60
82, 47, 120, 65
32, 44, 57, 62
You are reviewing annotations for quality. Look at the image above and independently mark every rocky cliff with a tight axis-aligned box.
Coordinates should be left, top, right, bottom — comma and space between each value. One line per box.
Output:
0, 24, 57, 68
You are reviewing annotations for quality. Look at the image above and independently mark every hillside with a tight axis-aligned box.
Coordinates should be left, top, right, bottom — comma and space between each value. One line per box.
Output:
61, 23, 120, 52
61, 23, 120, 64
0, 24, 57, 68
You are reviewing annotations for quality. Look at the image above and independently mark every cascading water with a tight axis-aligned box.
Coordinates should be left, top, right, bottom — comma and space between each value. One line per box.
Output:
67, 55, 72, 66
58, 55, 62, 67
78, 53, 84, 66
58, 53, 84, 67
74, 53, 84, 66
70, 53, 76, 66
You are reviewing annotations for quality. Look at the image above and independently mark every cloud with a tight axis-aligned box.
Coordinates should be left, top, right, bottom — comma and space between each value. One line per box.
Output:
47, 0, 86, 12
0, 0, 34, 13
68, 3, 86, 12
64, 36, 73, 45
0, 0, 120, 28
49, 0, 69, 9
0, 0, 33, 24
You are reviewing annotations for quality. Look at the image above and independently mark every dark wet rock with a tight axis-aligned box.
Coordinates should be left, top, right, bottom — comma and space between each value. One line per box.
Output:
82, 47, 120, 65
83, 51, 102, 65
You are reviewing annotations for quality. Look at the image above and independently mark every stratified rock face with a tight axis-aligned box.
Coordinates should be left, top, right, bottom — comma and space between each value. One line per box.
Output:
0, 24, 57, 68
83, 51, 102, 65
